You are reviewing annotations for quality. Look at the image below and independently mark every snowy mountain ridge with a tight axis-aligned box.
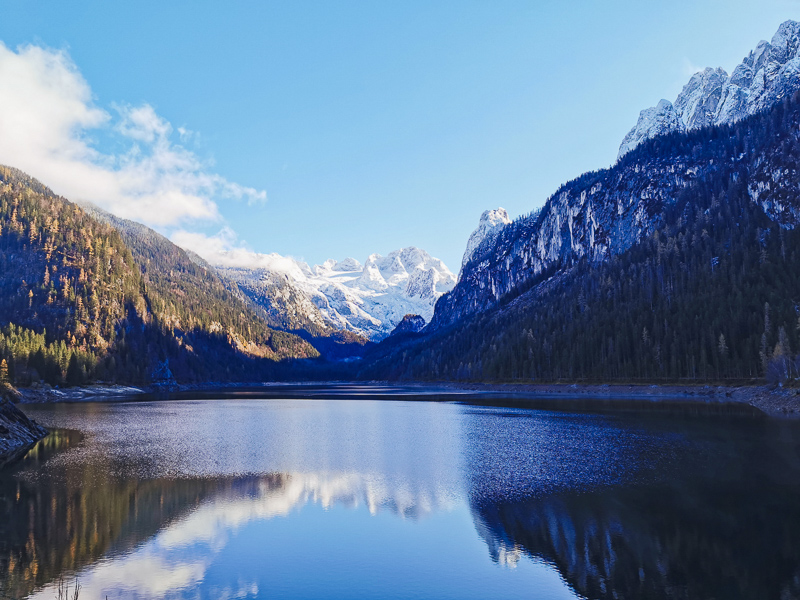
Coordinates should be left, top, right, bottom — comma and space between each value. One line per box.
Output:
212, 247, 456, 341
619, 20, 800, 158
430, 21, 800, 331
459, 208, 511, 280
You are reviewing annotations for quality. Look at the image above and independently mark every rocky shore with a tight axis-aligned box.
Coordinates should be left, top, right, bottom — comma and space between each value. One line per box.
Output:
16, 383, 146, 403
11, 380, 800, 419
0, 390, 48, 469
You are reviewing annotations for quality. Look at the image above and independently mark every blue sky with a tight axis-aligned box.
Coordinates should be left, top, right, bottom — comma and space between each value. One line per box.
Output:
0, 0, 797, 270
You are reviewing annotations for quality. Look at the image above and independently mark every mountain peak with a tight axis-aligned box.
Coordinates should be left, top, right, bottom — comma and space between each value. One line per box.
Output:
771, 19, 800, 63
388, 314, 426, 336
618, 20, 800, 159
618, 100, 683, 159
211, 245, 455, 341
460, 208, 511, 279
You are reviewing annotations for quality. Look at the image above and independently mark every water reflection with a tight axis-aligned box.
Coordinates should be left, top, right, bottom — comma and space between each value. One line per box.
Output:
471, 479, 800, 599
0, 439, 225, 598
22, 472, 463, 600
3, 401, 800, 599
470, 417, 800, 599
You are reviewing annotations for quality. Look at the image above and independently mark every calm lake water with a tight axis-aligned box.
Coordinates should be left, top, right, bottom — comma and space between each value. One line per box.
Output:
2, 397, 800, 599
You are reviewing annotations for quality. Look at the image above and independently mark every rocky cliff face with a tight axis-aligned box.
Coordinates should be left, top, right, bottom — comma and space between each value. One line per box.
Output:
459, 208, 511, 280
430, 89, 800, 331
619, 20, 800, 158
0, 395, 46, 468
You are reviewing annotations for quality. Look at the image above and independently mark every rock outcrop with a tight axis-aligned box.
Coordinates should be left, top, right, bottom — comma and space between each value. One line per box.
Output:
0, 392, 47, 469
459, 208, 511, 280
389, 314, 426, 336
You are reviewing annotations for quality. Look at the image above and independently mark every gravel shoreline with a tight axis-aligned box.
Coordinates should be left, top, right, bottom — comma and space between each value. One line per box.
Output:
13, 381, 800, 418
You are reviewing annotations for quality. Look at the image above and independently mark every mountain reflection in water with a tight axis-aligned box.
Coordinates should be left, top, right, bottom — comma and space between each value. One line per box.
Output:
2, 399, 800, 599
468, 415, 800, 599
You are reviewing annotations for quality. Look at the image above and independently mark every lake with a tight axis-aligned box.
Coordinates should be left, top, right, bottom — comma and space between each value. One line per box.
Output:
2, 396, 800, 599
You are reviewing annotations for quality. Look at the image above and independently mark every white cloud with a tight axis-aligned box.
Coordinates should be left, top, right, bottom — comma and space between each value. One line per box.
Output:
171, 228, 308, 275
0, 42, 266, 228
116, 103, 172, 143
171, 227, 244, 259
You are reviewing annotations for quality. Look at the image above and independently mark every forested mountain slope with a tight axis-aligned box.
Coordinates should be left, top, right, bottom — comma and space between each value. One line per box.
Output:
362, 91, 800, 382
432, 88, 800, 332
0, 167, 318, 386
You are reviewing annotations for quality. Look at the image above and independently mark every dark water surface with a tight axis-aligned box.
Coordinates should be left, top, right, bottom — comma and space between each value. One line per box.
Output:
2, 398, 800, 599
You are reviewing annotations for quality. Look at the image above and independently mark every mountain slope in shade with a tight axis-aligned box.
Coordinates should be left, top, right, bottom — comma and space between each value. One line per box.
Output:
388, 314, 426, 337
619, 20, 800, 158
431, 33, 800, 335
363, 91, 800, 382
210, 247, 456, 341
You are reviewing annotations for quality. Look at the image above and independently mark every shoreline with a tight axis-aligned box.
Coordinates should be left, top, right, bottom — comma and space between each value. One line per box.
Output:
0, 398, 48, 468
13, 380, 800, 418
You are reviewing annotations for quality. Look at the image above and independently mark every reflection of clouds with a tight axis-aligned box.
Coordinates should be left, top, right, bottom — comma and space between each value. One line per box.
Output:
210, 581, 260, 600
77, 555, 208, 598
28, 471, 457, 600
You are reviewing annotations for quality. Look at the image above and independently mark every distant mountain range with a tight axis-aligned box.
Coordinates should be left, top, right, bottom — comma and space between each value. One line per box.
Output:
211, 247, 456, 341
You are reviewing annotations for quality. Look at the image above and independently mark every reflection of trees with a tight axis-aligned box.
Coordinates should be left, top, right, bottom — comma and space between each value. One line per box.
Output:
470, 421, 800, 600
0, 431, 451, 600
472, 484, 800, 599
0, 431, 265, 599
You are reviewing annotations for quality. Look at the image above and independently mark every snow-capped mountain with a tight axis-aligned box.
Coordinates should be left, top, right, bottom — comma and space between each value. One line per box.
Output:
215, 248, 456, 341
619, 20, 800, 158
459, 208, 511, 280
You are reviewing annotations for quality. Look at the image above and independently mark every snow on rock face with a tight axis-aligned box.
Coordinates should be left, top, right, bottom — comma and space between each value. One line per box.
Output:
332, 257, 362, 272
619, 20, 800, 159
431, 110, 800, 331
674, 67, 729, 130
428, 21, 800, 334
460, 208, 511, 279
215, 247, 456, 341
617, 100, 684, 160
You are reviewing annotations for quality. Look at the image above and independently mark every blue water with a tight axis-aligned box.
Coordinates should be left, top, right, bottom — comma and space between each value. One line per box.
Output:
2, 398, 800, 599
